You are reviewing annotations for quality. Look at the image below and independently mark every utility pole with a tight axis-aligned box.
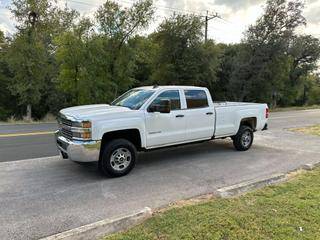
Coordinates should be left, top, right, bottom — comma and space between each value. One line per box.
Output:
26, 10, 39, 121
204, 11, 220, 42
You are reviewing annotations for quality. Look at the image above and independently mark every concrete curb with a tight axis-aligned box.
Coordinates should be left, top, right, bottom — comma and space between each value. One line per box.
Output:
301, 161, 320, 171
216, 174, 286, 198
216, 161, 320, 198
40, 207, 152, 240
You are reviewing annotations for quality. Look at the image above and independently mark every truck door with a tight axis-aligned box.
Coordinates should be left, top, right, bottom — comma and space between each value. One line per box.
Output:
183, 89, 215, 140
145, 90, 187, 148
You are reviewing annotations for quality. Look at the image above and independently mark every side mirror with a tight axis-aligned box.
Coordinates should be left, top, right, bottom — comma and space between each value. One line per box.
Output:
149, 99, 171, 113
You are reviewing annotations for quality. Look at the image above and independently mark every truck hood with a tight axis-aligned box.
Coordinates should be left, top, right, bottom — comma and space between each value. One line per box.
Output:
60, 104, 132, 120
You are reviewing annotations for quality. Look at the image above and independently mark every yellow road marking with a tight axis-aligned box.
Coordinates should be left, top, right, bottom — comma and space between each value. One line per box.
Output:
0, 131, 55, 138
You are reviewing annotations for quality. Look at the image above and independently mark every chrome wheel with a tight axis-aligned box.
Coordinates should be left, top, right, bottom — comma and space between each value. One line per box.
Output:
241, 131, 252, 148
110, 148, 132, 171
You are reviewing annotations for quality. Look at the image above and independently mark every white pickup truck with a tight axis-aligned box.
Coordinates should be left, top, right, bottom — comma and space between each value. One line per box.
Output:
55, 86, 268, 177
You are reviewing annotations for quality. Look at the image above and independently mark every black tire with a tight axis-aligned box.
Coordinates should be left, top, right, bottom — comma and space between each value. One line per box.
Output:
232, 125, 254, 151
98, 139, 137, 177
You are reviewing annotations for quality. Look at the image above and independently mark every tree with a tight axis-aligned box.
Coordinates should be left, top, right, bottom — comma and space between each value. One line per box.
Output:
55, 18, 93, 105
308, 74, 320, 105
7, 0, 78, 119
151, 14, 220, 90
286, 35, 320, 105
237, 0, 307, 106
7, 31, 47, 120
95, 0, 154, 97
0, 31, 18, 120
128, 36, 158, 86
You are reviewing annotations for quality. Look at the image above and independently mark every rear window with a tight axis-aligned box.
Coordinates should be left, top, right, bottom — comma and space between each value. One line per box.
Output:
184, 90, 208, 109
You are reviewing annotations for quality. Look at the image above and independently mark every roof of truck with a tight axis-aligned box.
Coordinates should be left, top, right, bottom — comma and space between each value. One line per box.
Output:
136, 85, 208, 90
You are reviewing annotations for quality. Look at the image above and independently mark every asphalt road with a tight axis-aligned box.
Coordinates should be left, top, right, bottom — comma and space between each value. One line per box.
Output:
0, 109, 320, 240
0, 123, 58, 162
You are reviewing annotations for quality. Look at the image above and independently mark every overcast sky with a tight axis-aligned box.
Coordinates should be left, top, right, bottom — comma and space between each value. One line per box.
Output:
0, 0, 319, 43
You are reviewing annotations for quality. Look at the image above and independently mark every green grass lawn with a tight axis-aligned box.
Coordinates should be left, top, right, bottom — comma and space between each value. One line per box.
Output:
105, 168, 320, 240
291, 124, 320, 136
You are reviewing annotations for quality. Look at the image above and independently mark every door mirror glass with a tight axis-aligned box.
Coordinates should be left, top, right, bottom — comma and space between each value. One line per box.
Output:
149, 99, 171, 113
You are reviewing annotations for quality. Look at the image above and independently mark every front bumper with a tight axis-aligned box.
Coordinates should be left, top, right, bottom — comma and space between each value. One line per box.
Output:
55, 130, 101, 162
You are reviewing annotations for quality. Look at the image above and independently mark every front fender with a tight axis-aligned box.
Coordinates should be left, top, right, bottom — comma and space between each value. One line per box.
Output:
93, 118, 146, 148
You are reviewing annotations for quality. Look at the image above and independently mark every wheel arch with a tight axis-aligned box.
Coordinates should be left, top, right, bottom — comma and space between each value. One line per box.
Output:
99, 129, 142, 160
240, 117, 257, 131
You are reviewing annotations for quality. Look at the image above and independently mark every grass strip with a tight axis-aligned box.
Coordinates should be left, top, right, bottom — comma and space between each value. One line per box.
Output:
105, 168, 320, 240
290, 124, 320, 136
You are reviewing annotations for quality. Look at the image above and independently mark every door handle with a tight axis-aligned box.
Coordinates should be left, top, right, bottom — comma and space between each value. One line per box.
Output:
176, 114, 185, 118
206, 112, 213, 115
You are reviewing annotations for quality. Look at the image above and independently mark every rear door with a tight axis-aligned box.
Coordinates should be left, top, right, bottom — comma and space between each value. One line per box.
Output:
145, 90, 187, 148
183, 89, 215, 140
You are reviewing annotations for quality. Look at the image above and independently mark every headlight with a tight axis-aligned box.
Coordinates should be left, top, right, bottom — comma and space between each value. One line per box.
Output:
73, 120, 91, 128
72, 131, 92, 140
71, 121, 92, 140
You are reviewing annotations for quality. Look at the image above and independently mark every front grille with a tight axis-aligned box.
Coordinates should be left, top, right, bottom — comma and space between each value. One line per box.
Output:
60, 117, 73, 127
58, 115, 75, 140
61, 128, 73, 139
58, 115, 90, 140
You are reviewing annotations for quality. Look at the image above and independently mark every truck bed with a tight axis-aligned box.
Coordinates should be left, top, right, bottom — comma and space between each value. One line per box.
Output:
213, 101, 263, 108
213, 101, 268, 138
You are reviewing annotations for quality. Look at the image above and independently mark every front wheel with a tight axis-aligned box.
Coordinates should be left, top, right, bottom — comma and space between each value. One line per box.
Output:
232, 125, 254, 151
98, 139, 136, 177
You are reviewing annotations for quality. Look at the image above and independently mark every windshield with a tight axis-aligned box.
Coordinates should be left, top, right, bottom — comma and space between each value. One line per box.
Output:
111, 89, 155, 110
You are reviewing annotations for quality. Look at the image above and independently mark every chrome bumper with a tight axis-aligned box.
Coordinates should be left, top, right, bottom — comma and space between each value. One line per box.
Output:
55, 130, 101, 162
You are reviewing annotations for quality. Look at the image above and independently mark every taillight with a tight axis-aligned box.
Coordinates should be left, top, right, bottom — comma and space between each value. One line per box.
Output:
265, 108, 269, 118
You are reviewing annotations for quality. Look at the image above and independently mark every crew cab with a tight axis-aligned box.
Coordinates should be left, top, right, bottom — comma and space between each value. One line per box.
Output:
55, 86, 268, 177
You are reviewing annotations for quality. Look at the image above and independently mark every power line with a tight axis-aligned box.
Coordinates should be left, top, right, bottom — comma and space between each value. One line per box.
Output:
65, 0, 208, 16
65, 0, 226, 42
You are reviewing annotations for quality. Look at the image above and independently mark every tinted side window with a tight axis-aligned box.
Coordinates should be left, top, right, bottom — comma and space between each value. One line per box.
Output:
150, 90, 181, 110
184, 90, 208, 109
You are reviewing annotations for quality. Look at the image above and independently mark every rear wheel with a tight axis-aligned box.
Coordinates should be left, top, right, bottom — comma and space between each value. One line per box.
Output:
98, 139, 136, 177
233, 125, 254, 151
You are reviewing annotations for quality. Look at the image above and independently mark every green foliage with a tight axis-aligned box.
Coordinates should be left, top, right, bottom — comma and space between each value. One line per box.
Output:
95, 0, 155, 97
129, 36, 158, 86
151, 15, 220, 90
227, 0, 320, 106
0, 31, 19, 120
7, 32, 47, 107
55, 18, 92, 105
307, 74, 320, 105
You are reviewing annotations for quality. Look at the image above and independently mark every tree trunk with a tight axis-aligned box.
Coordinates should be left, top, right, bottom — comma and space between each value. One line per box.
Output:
75, 65, 79, 105
26, 104, 32, 121
272, 90, 277, 108
303, 84, 307, 105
